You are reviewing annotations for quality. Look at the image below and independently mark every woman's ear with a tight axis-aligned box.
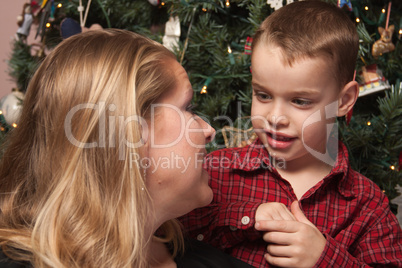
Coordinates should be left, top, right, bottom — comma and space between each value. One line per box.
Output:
337, 81, 359, 117
140, 121, 149, 147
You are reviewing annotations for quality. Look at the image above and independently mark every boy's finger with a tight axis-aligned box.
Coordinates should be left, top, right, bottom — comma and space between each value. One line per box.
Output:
290, 201, 315, 228
262, 231, 293, 245
255, 220, 298, 233
264, 253, 294, 268
266, 243, 291, 257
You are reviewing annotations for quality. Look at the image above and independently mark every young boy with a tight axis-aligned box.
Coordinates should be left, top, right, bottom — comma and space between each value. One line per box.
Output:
179, 1, 402, 267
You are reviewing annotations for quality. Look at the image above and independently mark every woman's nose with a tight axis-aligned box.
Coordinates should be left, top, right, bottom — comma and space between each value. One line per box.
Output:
200, 118, 216, 143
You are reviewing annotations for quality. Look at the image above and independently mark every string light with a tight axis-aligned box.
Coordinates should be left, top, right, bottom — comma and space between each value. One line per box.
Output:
46, 22, 51, 28
364, 6, 368, 10
200, 77, 212, 94
57, 3, 62, 8
0, 127, 4, 132
225, 0, 230, 7
390, 165, 395, 170
0, 110, 2, 115
202, 7, 207, 12
161, 1, 165, 6
366, 121, 371, 126
200, 85, 208, 94
12, 123, 17, 128
353, 7, 359, 23
382, 8, 386, 13
227, 45, 235, 64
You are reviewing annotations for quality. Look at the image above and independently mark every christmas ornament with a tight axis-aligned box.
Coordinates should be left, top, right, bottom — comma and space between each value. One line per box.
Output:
372, 25, 395, 58
35, 0, 52, 40
346, 108, 353, 125
0, 91, 25, 126
358, 64, 390, 97
163, 16, 180, 52
372, 2, 395, 58
222, 117, 257, 148
267, 0, 295, 11
60, 18, 82, 39
148, 0, 160, 6
16, 3, 34, 42
244, 36, 252, 55
337, 0, 352, 11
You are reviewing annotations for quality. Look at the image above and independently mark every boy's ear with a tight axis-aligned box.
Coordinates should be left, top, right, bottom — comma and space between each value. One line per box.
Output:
337, 81, 359, 117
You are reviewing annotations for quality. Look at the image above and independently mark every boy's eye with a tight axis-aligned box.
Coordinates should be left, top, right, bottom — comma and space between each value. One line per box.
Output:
292, 98, 312, 106
254, 92, 272, 101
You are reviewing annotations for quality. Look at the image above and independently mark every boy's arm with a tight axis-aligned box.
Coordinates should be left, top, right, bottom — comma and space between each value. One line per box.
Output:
256, 201, 402, 267
314, 202, 402, 268
179, 201, 263, 250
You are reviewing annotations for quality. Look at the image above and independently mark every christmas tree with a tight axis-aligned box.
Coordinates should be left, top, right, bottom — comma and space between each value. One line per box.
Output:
4, 0, 402, 213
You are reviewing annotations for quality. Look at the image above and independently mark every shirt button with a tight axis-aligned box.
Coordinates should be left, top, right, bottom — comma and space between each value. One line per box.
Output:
241, 216, 250, 225
229, 226, 237, 231
196, 234, 204, 241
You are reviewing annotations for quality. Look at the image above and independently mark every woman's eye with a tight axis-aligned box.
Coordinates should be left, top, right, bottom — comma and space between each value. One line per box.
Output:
292, 99, 312, 106
186, 104, 197, 114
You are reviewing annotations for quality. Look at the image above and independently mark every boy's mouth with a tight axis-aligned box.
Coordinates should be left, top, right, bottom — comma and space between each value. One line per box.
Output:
265, 131, 296, 149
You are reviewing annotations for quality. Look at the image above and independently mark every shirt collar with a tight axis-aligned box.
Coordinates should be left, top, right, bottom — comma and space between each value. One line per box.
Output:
226, 138, 274, 171
228, 138, 355, 197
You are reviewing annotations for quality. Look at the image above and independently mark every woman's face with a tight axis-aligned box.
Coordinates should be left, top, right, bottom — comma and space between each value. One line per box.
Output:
145, 59, 215, 224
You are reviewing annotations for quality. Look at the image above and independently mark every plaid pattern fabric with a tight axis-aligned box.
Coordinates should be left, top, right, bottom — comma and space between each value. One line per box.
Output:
179, 138, 402, 267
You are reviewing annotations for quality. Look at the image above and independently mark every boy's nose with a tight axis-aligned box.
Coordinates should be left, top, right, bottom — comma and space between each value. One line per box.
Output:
267, 103, 289, 128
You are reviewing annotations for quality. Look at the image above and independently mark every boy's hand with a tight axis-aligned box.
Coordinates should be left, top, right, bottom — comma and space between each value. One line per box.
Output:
255, 202, 296, 222
255, 201, 326, 268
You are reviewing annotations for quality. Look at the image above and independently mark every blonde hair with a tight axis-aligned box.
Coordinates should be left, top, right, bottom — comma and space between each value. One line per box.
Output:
252, 0, 359, 89
0, 29, 183, 267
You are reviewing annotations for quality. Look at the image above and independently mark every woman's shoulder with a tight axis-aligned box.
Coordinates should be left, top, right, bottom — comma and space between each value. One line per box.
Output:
175, 238, 254, 268
0, 250, 31, 268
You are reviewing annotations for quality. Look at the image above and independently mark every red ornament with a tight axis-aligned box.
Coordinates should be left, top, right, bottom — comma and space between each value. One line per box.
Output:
244, 36, 253, 55
346, 108, 353, 125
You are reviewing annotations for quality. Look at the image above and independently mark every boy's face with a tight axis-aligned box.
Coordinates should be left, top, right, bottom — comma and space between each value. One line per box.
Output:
251, 44, 341, 169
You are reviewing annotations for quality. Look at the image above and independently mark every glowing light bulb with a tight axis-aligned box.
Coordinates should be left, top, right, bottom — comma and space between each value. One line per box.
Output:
46, 22, 51, 28
356, 18, 360, 23
382, 9, 386, 13
364, 6, 368, 10
227, 46, 232, 53
161, 1, 165, 6
12, 123, 17, 128
202, 8, 207, 12
366, 121, 371, 126
0, 110, 2, 115
200, 86, 207, 94
57, 3, 62, 8
390, 165, 395, 170
226, 0, 230, 7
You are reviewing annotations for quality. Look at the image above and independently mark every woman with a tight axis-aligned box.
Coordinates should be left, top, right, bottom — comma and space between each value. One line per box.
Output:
0, 30, 252, 267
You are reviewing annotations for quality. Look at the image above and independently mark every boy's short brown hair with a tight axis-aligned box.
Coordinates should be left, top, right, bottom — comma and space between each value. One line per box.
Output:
252, 0, 359, 89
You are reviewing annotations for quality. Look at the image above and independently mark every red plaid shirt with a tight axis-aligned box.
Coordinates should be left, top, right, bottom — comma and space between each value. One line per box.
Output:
179, 139, 402, 267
